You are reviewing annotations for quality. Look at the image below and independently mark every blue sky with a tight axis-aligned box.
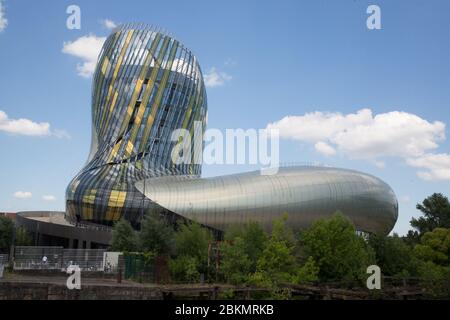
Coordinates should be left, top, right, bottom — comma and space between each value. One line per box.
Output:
0, 0, 449, 235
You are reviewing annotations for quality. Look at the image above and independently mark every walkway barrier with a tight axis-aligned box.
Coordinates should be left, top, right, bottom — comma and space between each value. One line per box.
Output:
62, 249, 106, 272
12, 247, 120, 272
0, 254, 8, 266
13, 247, 62, 270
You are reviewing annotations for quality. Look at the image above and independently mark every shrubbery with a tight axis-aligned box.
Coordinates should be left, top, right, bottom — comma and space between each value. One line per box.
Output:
109, 193, 450, 298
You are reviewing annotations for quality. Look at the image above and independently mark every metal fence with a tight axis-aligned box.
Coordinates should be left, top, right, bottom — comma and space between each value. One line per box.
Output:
62, 249, 105, 271
0, 254, 8, 266
12, 247, 115, 272
14, 247, 63, 270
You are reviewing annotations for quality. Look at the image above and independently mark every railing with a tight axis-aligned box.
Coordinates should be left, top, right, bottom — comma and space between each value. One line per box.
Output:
13, 247, 119, 272
64, 216, 113, 233
279, 161, 330, 168
72, 222, 113, 233
0, 254, 8, 266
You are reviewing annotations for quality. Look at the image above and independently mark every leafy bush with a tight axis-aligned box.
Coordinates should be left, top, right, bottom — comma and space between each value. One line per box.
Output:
175, 222, 212, 274
368, 233, 418, 277
292, 256, 319, 284
138, 212, 175, 255
220, 237, 252, 284
299, 212, 375, 284
15, 227, 33, 247
169, 255, 200, 283
111, 218, 138, 252
0, 216, 14, 253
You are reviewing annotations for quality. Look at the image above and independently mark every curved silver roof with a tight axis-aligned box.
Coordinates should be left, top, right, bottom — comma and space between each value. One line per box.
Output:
135, 166, 398, 235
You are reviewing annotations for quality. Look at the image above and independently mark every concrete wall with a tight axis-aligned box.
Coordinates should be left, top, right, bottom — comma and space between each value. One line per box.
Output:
0, 282, 163, 300
16, 212, 112, 249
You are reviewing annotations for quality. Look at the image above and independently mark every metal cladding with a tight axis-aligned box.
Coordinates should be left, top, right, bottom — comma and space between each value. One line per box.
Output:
66, 24, 207, 225
66, 24, 398, 234
136, 167, 398, 235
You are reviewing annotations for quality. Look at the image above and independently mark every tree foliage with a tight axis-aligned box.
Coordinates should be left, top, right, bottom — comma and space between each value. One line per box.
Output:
414, 228, 450, 266
111, 218, 138, 252
411, 193, 450, 235
169, 255, 201, 283
251, 215, 297, 285
220, 237, 252, 284
224, 222, 268, 272
299, 212, 374, 283
15, 227, 33, 247
0, 216, 14, 253
413, 228, 450, 298
221, 222, 269, 284
138, 212, 175, 255
175, 222, 212, 268
368, 233, 418, 277
169, 222, 213, 282
292, 256, 320, 284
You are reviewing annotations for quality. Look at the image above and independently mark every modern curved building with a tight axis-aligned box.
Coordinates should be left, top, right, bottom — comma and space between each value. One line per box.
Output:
136, 167, 397, 235
66, 24, 207, 227
61, 23, 398, 238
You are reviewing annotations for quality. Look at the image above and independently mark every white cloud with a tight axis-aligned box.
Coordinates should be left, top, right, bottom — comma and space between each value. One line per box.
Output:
102, 19, 117, 30
267, 108, 445, 158
400, 195, 411, 203
0, 110, 69, 138
14, 191, 32, 199
266, 108, 450, 180
0, 110, 50, 136
62, 34, 106, 78
0, 0, 7, 32
42, 195, 57, 202
314, 141, 336, 156
407, 153, 450, 181
204, 67, 232, 88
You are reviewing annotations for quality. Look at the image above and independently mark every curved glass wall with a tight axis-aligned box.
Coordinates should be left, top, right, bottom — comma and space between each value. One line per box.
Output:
66, 24, 207, 226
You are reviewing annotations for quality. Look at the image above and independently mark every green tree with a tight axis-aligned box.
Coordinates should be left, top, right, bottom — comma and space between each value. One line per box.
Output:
175, 222, 212, 270
404, 230, 421, 246
169, 255, 200, 283
413, 228, 450, 298
111, 218, 138, 252
15, 227, 33, 247
138, 212, 175, 255
220, 237, 252, 284
250, 215, 297, 287
368, 234, 418, 277
0, 216, 14, 253
292, 256, 320, 284
299, 212, 375, 283
169, 222, 213, 282
414, 228, 450, 266
224, 222, 268, 272
411, 193, 450, 235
